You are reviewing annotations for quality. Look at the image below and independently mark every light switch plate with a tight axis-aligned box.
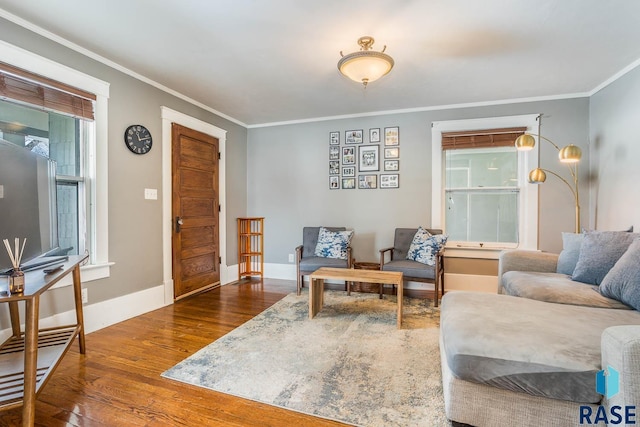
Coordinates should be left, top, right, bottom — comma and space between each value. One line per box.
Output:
144, 188, 157, 200
0, 185, 3, 199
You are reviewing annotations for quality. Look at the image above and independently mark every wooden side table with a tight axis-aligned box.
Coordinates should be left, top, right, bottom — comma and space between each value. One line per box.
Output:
0, 255, 88, 426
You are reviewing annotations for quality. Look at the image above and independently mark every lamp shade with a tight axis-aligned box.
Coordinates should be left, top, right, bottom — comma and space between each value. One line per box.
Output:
338, 37, 394, 87
514, 134, 536, 151
528, 168, 547, 183
558, 144, 582, 163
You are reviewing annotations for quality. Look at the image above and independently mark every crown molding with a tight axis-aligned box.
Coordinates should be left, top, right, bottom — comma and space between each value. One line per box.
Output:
247, 93, 590, 128
0, 7, 248, 128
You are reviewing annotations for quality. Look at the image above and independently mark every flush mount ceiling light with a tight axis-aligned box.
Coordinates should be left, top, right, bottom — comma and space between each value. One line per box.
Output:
338, 36, 394, 87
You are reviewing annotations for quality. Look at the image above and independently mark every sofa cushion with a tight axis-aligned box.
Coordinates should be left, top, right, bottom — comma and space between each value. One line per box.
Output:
501, 271, 631, 309
599, 238, 640, 310
299, 256, 349, 271
381, 259, 435, 279
572, 231, 638, 285
556, 232, 584, 275
441, 292, 640, 404
313, 227, 353, 260
406, 227, 447, 266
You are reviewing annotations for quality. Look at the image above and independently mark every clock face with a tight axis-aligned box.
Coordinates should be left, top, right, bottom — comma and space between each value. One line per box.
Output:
124, 125, 152, 155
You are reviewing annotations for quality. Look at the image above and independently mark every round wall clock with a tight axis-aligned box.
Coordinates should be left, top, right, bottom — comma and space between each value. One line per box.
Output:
124, 125, 152, 155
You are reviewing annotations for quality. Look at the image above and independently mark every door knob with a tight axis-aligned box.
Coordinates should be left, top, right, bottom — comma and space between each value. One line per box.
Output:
176, 216, 184, 232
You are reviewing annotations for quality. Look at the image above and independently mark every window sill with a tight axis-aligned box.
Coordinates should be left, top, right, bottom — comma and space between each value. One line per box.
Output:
50, 262, 114, 290
444, 246, 506, 260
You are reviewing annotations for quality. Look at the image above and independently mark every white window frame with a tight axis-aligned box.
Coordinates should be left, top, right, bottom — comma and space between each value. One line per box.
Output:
444, 146, 520, 246
0, 40, 112, 285
432, 115, 540, 257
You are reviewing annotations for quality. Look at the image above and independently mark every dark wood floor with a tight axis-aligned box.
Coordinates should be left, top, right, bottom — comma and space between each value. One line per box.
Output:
0, 279, 435, 426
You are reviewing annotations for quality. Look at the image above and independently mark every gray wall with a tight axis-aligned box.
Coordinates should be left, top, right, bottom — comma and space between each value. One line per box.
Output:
247, 98, 590, 263
590, 65, 640, 230
0, 18, 248, 318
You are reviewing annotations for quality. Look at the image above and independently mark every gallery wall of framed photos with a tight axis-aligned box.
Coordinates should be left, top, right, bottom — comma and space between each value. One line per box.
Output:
329, 127, 400, 190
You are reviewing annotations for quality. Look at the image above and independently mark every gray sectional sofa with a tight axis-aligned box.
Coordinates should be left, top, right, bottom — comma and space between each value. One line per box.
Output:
440, 232, 640, 427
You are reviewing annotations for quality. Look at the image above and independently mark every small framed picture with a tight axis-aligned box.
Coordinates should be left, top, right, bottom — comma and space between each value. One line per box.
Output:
384, 160, 399, 171
384, 127, 399, 146
369, 128, 381, 143
342, 166, 355, 177
342, 146, 356, 165
384, 147, 399, 159
329, 161, 340, 175
329, 145, 340, 160
329, 176, 340, 189
358, 145, 379, 172
345, 129, 363, 144
330, 131, 340, 145
342, 177, 356, 189
358, 174, 378, 189
380, 174, 399, 189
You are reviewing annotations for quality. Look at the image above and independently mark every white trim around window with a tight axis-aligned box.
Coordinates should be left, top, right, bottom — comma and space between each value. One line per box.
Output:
0, 40, 112, 286
431, 114, 540, 253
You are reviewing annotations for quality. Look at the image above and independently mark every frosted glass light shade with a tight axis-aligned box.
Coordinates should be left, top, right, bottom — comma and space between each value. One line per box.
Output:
338, 36, 394, 87
338, 52, 394, 86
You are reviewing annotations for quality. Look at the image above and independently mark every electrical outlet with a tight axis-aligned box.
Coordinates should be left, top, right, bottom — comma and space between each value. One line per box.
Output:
288, 253, 294, 263
0, 184, 4, 199
81, 288, 88, 304
144, 188, 157, 200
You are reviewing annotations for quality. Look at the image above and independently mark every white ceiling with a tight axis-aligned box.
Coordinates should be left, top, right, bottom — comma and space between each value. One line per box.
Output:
1, 0, 640, 127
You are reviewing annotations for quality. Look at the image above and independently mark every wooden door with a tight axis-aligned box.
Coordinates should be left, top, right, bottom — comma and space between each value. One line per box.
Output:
171, 123, 220, 299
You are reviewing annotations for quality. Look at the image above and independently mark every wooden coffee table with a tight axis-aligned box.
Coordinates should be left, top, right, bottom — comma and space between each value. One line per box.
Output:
308, 267, 404, 329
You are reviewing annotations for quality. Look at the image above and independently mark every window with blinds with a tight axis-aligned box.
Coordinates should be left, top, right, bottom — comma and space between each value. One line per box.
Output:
0, 62, 95, 120
442, 127, 525, 245
0, 62, 96, 257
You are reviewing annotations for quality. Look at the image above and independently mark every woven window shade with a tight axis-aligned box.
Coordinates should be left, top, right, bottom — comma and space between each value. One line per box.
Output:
0, 62, 95, 121
441, 127, 526, 150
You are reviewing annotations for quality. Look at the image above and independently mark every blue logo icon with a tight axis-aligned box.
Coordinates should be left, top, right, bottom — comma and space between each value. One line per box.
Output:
596, 365, 620, 399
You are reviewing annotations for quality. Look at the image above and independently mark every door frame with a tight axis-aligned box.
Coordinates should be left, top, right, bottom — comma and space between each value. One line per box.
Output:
161, 106, 227, 304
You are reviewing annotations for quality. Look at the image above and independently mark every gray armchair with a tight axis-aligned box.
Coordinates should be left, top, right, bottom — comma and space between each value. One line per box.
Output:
295, 226, 353, 295
379, 228, 445, 306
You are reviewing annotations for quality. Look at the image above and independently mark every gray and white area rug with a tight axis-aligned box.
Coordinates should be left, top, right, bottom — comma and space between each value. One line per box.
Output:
162, 291, 449, 426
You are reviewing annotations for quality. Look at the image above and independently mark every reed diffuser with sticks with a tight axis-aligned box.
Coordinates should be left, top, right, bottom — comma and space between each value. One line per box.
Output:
3, 238, 26, 294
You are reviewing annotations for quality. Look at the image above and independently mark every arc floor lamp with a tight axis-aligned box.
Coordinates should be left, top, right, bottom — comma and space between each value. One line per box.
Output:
515, 123, 582, 233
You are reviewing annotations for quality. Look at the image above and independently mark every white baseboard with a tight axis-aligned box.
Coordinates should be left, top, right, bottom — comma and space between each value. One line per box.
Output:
0, 284, 168, 341
443, 273, 498, 293
226, 263, 296, 281
265, 263, 296, 280
226, 264, 239, 283
82, 284, 167, 333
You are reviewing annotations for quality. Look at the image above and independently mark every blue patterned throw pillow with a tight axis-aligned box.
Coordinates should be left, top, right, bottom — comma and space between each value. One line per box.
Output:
314, 227, 353, 260
406, 227, 448, 266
